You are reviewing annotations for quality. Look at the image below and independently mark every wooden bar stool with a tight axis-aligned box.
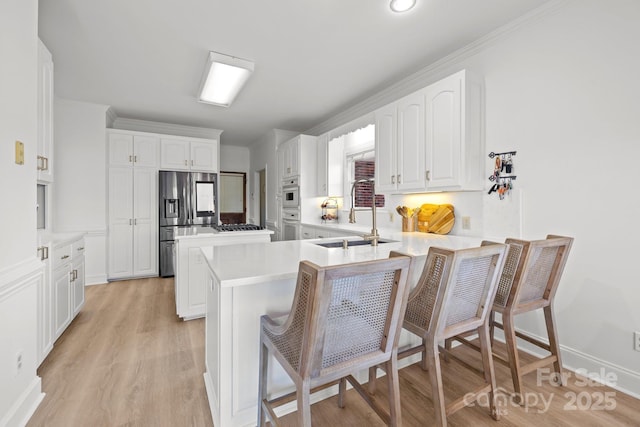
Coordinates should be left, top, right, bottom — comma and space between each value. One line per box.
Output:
373, 245, 507, 426
447, 235, 574, 403
257, 256, 412, 427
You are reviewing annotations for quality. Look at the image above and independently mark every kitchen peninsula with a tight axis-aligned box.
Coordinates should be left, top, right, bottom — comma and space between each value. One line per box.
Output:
201, 231, 483, 427
174, 225, 273, 320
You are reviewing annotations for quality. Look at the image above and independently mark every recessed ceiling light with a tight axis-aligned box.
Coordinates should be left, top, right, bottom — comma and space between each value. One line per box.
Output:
198, 51, 254, 108
390, 0, 416, 13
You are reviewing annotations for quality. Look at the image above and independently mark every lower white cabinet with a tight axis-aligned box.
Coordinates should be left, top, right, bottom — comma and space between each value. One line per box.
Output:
174, 230, 273, 320
108, 167, 157, 279
38, 234, 85, 365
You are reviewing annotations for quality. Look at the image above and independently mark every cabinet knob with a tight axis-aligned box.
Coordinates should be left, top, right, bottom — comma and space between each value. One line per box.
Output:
184, 160, 188, 166
426, 170, 431, 181
61, 255, 69, 260
391, 175, 395, 184
398, 174, 401, 184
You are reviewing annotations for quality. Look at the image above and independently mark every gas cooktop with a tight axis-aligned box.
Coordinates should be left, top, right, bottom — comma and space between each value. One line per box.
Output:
212, 224, 265, 232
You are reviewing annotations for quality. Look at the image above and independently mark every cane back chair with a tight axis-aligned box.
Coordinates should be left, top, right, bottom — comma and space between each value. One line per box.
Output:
372, 245, 507, 426
257, 256, 411, 427
447, 235, 573, 403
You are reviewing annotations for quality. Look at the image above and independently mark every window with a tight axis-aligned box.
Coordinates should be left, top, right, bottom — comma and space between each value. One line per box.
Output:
347, 150, 385, 208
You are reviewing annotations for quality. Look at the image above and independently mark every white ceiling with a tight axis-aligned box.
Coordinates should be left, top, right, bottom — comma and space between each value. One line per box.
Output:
38, 0, 550, 146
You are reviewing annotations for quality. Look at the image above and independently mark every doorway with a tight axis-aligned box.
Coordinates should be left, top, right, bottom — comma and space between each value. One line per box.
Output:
219, 171, 246, 224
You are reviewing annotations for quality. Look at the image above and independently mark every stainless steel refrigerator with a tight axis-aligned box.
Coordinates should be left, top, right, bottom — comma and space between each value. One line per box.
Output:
159, 170, 218, 277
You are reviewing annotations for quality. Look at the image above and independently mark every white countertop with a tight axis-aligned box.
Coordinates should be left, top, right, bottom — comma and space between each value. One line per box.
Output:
201, 232, 482, 288
37, 230, 85, 248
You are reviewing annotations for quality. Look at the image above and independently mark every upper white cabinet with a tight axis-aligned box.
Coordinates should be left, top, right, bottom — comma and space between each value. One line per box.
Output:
108, 131, 159, 167
375, 70, 483, 193
37, 39, 54, 183
375, 90, 426, 193
316, 133, 344, 197
160, 137, 218, 172
278, 137, 299, 178
424, 70, 482, 190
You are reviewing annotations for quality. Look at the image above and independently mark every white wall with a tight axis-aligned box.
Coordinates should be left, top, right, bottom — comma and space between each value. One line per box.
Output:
0, 0, 45, 425
53, 98, 109, 284
304, 0, 640, 395
248, 130, 297, 227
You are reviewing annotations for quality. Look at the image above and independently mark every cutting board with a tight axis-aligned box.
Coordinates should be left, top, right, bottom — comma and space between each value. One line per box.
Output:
417, 204, 455, 234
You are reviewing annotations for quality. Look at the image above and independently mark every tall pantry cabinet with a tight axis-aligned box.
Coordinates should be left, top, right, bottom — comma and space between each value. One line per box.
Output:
107, 131, 159, 279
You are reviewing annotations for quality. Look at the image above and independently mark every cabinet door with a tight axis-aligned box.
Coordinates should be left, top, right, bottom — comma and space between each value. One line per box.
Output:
316, 134, 329, 196
72, 257, 85, 315
133, 168, 158, 276
425, 73, 462, 189
187, 247, 207, 309
375, 103, 397, 192
190, 141, 217, 172
160, 138, 190, 170
37, 39, 54, 183
301, 226, 315, 239
289, 138, 299, 176
133, 135, 159, 167
37, 254, 53, 364
276, 146, 286, 194
53, 266, 72, 339
108, 167, 134, 278
397, 91, 426, 191
108, 133, 134, 166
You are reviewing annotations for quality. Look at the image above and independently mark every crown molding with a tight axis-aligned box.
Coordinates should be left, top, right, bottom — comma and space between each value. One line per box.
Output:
305, 0, 570, 137
110, 117, 223, 140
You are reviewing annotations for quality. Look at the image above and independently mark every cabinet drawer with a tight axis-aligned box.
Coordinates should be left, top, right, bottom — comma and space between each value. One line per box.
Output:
53, 244, 72, 269
72, 239, 85, 258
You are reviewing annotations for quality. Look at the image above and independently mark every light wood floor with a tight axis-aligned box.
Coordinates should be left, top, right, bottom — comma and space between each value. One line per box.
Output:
28, 277, 638, 426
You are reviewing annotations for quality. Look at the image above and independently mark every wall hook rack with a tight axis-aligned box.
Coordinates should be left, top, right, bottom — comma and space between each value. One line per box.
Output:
489, 174, 517, 182
488, 151, 517, 158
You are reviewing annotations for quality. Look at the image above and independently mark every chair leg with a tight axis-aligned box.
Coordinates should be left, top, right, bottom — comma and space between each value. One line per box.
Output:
488, 310, 496, 344
426, 339, 447, 427
502, 312, 524, 404
297, 380, 312, 427
421, 337, 429, 371
385, 355, 402, 427
443, 337, 452, 362
544, 305, 565, 386
368, 366, 377, 395
338, 378, 347, 408
257, 340, 268, 427
478, 324, 500, 421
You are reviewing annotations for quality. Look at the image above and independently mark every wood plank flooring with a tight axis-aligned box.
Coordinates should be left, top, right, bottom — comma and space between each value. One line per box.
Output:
28, 277, 638, 426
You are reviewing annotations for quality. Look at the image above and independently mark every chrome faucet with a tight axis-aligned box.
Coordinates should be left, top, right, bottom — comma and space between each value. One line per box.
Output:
348, 178, 380, 246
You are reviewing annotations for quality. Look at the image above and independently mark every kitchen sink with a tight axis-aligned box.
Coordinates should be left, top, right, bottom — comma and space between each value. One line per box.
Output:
314, 239, 395, 248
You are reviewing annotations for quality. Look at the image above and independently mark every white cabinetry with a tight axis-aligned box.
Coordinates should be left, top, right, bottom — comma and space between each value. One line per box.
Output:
160, 137, 218, 172
36, 244, 53, 365
41, 234, 85, 361
108, 130, 158, 280
108, 167, 157, 279
375, 90, 426, 192
279, 137, 299, 178
375, 70, 483, 193
174, 230, 274, 320
72, 240, 85, 315
108, 132, 159, 167
316, 133, 344, 197
37, 39, 54, 183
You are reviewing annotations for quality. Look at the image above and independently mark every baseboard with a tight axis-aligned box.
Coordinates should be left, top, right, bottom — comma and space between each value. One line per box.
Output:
85, 274, 108, 286
0, 377, 44, 427
492, 329, 640, 399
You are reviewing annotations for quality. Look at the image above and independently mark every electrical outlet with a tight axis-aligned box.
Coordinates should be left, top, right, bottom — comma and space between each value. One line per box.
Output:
634, 331, 640, 352
462, 216, 471, 230
16, 351, 23, 375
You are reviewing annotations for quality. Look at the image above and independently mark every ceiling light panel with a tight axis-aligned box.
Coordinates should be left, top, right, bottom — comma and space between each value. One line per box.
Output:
198, 52, 254, 107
